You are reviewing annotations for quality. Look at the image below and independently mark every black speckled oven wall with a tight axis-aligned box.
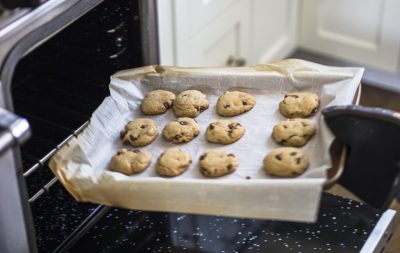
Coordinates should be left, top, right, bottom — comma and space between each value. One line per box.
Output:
11, 0, 144, 252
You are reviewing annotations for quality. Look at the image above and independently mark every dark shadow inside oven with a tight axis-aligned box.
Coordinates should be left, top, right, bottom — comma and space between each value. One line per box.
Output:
10, 1, 144, 252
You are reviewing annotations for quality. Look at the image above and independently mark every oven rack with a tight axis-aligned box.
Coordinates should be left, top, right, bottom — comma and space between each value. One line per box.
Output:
24, 120, 89, 202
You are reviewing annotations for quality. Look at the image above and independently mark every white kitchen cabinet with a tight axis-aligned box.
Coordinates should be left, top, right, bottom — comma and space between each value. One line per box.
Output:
249, 0, 298, 64
157, 0, 298, 67
299, 0, 400, 74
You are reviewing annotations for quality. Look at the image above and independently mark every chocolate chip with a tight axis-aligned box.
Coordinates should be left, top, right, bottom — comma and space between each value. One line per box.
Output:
163, 102, 171, 109
228, 130, 233, 136
242, 101, 247, 105
117, 151, 122, 155
284, 95, 288, 98
129, 135, 138, 141
179, 121, 188, 125
227, 153, 235, 157
246, 176, 251, 180
296, 157, 302, 164
140, 125, 148, 129
120, 130, 127, 139
290, 152, 297, 156
275, 154, 282, 161
288, 95, 299, 99
283, 125, 288, 129
227, 164, 233, 171
292, 171, 298, 176
311, 107, 318, 114
123, 140, 131, 146
228, 123, 235, 129
200, 154, 207, 160
199, 106, 207, 112
224, 104, 231, 109
301, 122, 308, 127
279, 140, 287, 145
209, 124, 215, 130
174, 134, 182, 139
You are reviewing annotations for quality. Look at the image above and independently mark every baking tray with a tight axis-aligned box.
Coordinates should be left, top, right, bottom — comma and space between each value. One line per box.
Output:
49, 59, 364, 222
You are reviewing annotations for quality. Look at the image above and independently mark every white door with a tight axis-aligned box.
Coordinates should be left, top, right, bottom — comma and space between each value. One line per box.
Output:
168, 0, 250, 67
300, 0, 400, 73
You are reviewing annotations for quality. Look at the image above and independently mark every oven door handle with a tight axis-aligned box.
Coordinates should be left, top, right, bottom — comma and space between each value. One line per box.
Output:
0, 108, 30, 156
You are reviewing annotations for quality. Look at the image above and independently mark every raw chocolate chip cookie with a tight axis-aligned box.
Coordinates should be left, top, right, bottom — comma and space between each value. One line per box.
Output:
199, 150, 238, 178
263, 147, 309, 177
120, 118, 158, 147
206, 120, 245, 144
109, 149, 152, 175
279, 92, 320, 118
141, 90, 176, 115
272, 118, 316, 147
173, 90, 209, 118
216, 91, 256, 116
156, 147, 192, 177
162, 117, 200, 144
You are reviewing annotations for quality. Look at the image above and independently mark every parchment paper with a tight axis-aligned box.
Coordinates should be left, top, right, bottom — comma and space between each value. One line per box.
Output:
49, 59, 364, 222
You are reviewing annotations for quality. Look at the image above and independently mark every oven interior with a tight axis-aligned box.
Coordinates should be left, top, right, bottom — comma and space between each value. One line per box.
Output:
10, 0, 144, 251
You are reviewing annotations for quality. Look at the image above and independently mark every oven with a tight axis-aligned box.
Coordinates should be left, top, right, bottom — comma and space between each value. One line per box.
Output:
0, 1, 158, 252
1, 1, 399, 253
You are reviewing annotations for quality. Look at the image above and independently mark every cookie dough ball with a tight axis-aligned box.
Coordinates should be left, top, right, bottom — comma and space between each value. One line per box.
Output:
120, 118, 158, 147
141, 90, 175, 115
279, 92, 320, 118
173, 90, 209, 118
162, 117, 200, 144
272, 118, 316, 147
217, 91, 255, 116
263, 147, 309, 177
156, 147, 192, 177
206, 120, 245, 144
109, 149, 152, 175
199, 150, 238, 178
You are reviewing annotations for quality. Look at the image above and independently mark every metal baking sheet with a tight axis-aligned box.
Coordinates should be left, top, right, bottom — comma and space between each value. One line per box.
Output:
49, 59, 364, 222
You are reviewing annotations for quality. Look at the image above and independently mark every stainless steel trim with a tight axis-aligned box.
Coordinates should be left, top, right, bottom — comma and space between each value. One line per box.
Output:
138, 0, 159, 65
0, 108, 30, 155
360, 209, 397, 253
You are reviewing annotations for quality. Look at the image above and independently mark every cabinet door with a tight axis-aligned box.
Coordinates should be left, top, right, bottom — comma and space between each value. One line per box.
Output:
173, 0, 249, 67
300, 0, 400, 73
250, 0, 298, 64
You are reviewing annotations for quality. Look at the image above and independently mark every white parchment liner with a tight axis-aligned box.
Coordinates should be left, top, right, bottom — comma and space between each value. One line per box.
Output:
49, 59, 364, 222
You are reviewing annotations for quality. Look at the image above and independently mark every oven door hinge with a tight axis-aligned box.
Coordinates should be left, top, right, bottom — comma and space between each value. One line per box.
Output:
0, 108, 30, 156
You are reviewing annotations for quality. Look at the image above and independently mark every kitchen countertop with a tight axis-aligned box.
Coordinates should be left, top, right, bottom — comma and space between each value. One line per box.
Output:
66, 192, 390, 253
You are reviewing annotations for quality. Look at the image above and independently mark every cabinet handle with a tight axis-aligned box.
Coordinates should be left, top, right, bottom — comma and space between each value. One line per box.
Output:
226, 55, 246, 67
